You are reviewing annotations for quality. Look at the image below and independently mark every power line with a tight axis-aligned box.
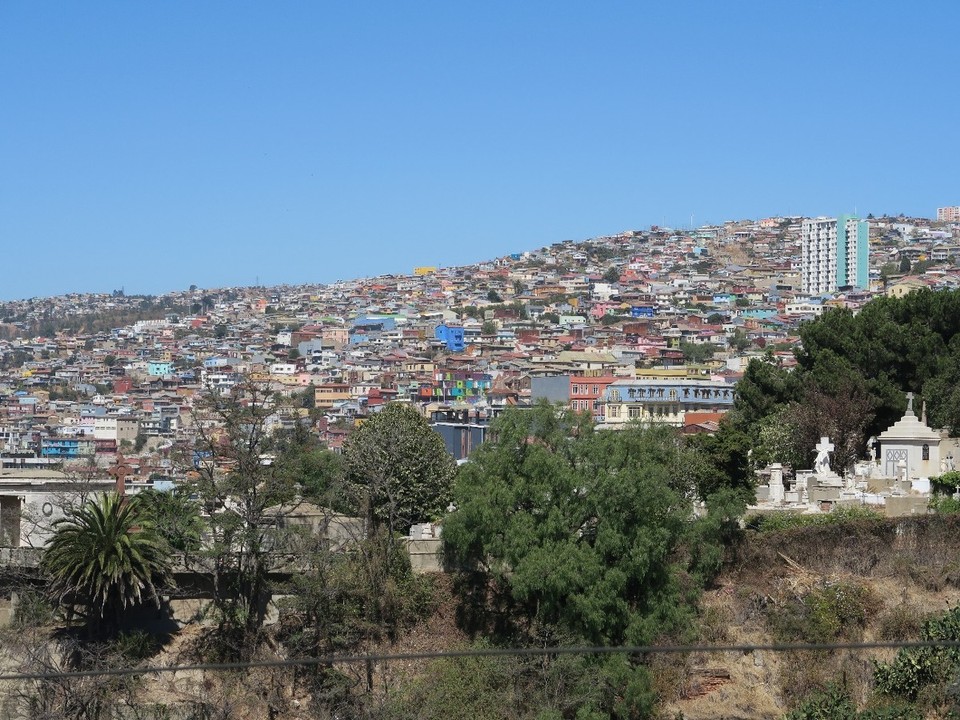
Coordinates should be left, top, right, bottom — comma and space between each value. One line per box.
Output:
1, 639, 958, 682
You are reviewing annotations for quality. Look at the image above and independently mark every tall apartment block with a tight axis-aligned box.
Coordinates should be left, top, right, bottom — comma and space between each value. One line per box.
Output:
801, 215, 869, 294
937, 206, 960, 223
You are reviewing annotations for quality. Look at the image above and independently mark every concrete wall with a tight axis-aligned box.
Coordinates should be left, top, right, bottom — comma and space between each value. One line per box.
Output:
407, 538, 443, 573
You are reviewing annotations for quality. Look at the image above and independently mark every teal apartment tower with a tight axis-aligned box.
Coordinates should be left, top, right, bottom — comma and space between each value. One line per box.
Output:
801, 215, 869, 294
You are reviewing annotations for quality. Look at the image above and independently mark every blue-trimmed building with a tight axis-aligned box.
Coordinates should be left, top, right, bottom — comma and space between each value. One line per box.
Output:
600, 378, 736, 428
41, 436, 96, 459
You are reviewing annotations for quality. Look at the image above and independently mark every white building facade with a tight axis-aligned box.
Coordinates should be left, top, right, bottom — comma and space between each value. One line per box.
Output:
801, 216, 869, 294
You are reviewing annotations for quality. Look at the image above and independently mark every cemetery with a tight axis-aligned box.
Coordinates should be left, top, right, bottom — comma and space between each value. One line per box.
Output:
752, 392, 959, 518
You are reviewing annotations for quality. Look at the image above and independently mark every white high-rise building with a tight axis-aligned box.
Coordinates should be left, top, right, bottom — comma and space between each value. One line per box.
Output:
937, 206, 960, 223
801, 215, 869, 294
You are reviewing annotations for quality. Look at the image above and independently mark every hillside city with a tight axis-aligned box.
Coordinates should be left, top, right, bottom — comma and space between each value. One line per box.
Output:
0, 210, 956, 471
5, 208, 960, 718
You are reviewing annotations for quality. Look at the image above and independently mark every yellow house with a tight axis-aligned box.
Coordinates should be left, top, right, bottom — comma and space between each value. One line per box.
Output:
402, 358, 436, 375
414, 266, 437, 276
315, 383, 351, 409
887, 278, 927, 298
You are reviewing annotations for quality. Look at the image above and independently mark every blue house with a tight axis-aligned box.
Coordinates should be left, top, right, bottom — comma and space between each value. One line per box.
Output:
435, 324, 465, 352
740, 308, 777, 320
148, 361, 174, 376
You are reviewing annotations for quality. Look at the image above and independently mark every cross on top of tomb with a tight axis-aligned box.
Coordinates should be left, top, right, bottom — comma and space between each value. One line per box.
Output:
814, 436, 834, 475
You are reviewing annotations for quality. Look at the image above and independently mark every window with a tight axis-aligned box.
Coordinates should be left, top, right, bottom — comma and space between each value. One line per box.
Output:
922, 444, 930, 461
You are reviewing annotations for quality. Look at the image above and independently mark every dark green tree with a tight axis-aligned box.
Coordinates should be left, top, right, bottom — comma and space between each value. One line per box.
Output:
136, 487, 203, 554
729, 328, 750, 351
343, 403, 456, 534
442, 403, 743, 716
679, 341, 718, 364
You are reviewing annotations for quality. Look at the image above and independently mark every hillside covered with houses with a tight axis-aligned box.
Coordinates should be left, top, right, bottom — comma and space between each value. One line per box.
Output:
3, 212, 960, 718
0, 212, 958, 472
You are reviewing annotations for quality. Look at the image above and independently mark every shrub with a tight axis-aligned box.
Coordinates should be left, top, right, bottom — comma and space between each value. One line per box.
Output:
110, 630, 163, 662
769, 581, 875, 645
13, 588, 54, 628
929, 495, 960, 515
874, 604, 960, 701
745, 507, 884, 533
805, 582, 875, 641
875, 604, 924, 642
786, 683, 923, 719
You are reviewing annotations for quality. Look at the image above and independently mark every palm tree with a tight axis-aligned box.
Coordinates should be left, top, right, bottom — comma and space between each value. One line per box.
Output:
42, 492, 173, 637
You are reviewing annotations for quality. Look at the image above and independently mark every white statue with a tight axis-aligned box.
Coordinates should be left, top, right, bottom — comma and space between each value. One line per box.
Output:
814, 436, 834, 475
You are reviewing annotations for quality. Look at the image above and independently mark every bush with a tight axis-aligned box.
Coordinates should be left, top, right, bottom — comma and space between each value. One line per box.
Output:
875, 604, 924, 641
13, 588, 54, 628
874, 604, 960, 701
745, 507, 884, 534
110, 630, 163, 662
805, 582, 875, 641
929, 495, 960, 515
786, 683, 923, 719
383, 646, 654, 720
768, 581, 875, 645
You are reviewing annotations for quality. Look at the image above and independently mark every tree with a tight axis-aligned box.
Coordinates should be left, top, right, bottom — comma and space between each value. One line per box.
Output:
783, 377, 876, 475
443, 403, 729, 639
480, 319, 498, 336
602, 266, 621, 284
136, 487, 203, 554
486, 289, 502, 303
899, 255, 912, 273
41, 492, 173, 638
729, 356, 798, 433
729, 328, 750, 351
343, 403, 456, 534
442, 403, 743, 717
679, 341, 717, 364
190, 380, 302, 660
269, 422, 346, 507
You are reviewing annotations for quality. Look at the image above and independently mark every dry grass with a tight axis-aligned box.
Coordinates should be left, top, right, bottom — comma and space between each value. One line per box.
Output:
664, 516, 960, 719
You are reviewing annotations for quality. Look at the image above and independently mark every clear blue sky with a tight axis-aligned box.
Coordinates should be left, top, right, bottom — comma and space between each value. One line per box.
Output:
1, 1, 957, 300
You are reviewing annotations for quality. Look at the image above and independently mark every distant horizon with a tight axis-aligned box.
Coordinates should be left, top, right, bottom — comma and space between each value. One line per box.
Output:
3, 2, 957, 301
